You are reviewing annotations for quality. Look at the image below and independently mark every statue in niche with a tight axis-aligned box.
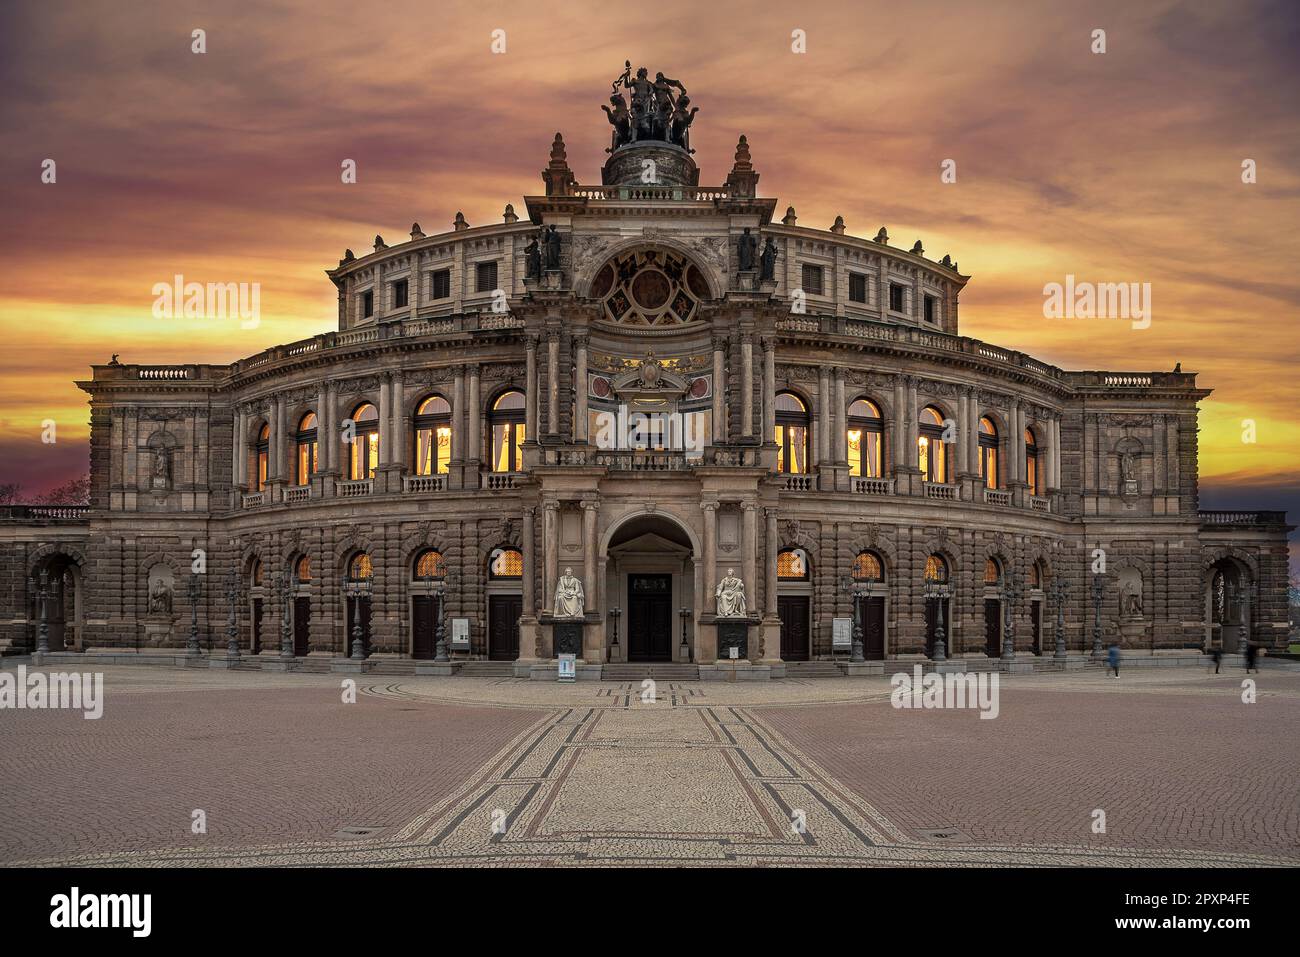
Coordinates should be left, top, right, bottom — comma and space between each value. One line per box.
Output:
554, 567, 585, 619
737, 228, 758, 272
715, 568, 747, 618
149, 577, 173, 614
1120, 451, 1137, 486
759, 237, 778, 281
1122, 586, 1143, 618
151, 446, 170, 489
524, 235, 542, 279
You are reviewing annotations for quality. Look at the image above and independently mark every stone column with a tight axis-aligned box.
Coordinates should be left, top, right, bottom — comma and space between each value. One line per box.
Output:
316, 385, 329, 474
273, 395, 286, 481
956, 391, 970, 476
582, 499, 598, 613
325, 384, 338, 475
893, 376, 907, 472
574, 335, 589, 442
741, 333, 754, 438
452, 367, 466, 465
525, 335, 539, 442
762, 337, 775, 443
547, 330, 560, 436
542, 501, 559, 615
390, 371, 405, 470
712, 337, 726, 444
741, 503, 757, 620
1053, 418, 1063, 489
232, 409, 244, 486
835, 371, 847, 462
818, 367, 831, 465
702, 502, 718, 600
468, 364, 481, 463
764, 507, 779, 618
521, 505, 536, 615
905, 377, 919, 477
377, 376, 391, 467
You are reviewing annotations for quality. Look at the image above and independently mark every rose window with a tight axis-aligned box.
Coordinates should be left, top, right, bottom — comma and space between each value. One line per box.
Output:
590, 249, 711, 326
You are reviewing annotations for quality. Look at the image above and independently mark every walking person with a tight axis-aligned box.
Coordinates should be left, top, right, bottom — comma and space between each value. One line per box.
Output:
1107, 641, 1120, 678
1244, 641, 1258, 674
1211, 645, 1223, 674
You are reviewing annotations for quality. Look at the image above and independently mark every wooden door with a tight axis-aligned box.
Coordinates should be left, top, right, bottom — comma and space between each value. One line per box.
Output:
293, 596, 310, 657
860, 596, 885, 660
778, 595, 810, 661
984, 599, 1001, 656
488, 594, 521, 660
412, 595, 438, 659
627, 574, 672, 661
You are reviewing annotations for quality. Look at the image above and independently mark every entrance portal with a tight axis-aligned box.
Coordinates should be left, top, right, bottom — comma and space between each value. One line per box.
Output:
627, 574, 672, 661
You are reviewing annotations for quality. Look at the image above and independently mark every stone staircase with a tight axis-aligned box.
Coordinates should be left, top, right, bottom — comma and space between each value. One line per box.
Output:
457, 661, 518, 678
602, 663, 700, 681
782, 660, 842, 678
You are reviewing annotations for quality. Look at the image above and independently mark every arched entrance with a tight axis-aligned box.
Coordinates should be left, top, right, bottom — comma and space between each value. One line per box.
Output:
604, 513, 696, 664
29, 552, 83, 651
1206, 558, 1251, 653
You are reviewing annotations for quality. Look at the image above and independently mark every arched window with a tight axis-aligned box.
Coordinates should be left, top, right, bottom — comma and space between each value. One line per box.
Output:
1025, 427, 1040, 495
847, 398, 884, 478
777, 548, 810, 580
349, 403, 380, 481
984, 557, 1002, 585
489, 391, 526, 473
414, 395, 452, 476
918, 407, 950, 483
774, 392, 809, 474
924, 553, 950, 583
295, 412, 318, 486
488, 547, 523, 579
348, 552, 373, 581
250, 557, 264, 587
413, 549, 445, 580
978, 417, 999, 489
1029, 561, 1043, 590
253, 423, 270, 491
295, 555, 312, 583
852, 551, 885, 582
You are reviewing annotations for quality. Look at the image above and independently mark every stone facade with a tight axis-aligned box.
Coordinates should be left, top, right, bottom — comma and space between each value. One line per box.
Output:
1, 121, 1291, 669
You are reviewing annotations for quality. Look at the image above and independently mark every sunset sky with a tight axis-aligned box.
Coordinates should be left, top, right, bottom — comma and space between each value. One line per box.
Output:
0, 0, 1295, 566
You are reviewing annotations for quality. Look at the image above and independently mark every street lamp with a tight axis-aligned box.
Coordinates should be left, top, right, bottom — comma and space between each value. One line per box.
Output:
679, 607, 691, 662
29, 569, 51, 656
1050, 577, 1069, 659
225, 569, 241, 659
187, 570, 203, 657
837, 575, 866, 663
1001, 566, 1021, 660
608, 606, 621, 658
1090, 573, 1105, 658
923, 577, 948, 662
342, 572, 371, 660
432, 569, 458, 662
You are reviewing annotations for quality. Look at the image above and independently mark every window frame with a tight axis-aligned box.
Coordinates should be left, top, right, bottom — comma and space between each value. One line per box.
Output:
489, 391, 526, 474
774, 391, 810, 475
847, 398, 884, 478
413, 395, 453, 476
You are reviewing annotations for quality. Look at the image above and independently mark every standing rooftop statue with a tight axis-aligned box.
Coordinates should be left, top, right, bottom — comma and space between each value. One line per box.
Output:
605, 62, 695, 150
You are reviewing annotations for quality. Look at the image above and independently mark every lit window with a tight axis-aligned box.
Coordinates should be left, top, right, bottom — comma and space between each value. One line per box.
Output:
852, 551, 884, 582
295, 555, 312, 583
414, 549, 445, 580
847, 398, 883, 478
918, 407, 949, 483
296, 412, 318, 486
978, 416, 999, 490
488, 547, 522, 579
924, 554, 949, 583
984, 558, 1002, 585
349, 403, 379, 480
777, 549, 810, 580
490, 391, 526, 473
253, 423, 270, 492
414, 395, 452, 476
349, 553, 373, 580
774, 392, 809, 474
1025, 427, 1040, 495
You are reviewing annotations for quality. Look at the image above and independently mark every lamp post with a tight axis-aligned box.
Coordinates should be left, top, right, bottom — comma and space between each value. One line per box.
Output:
29, 569, 51, 656
923, 578, 948, 662
225, 569, 241, 659
608, 606, 621, 659
432, 569, 458, 662
187, 570, 202, 657
679, 607, 691, 662
1001, 566, 1021, 660
342, 573, 371, 660
1050, 577, 1068, 659
1090, 573, 1105, 658
837, 575, 866, 663
279, 565, 294, 659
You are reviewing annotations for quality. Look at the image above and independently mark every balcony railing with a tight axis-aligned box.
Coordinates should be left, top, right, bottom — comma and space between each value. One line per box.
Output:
0, 505, 91, 521
1029, 495, 1051, 512
852, 478, 894, 495
1199, 510, 1287, 526
924, 482, 959, 501
782, 475, 815, 491
241, 492, 264, 508
983, 488, 1011, 507
285, 486, 311, 504
403, 475, 446, 493
483, 472, 522, 490
338, 478, 373, 497
593, 451, 691, 472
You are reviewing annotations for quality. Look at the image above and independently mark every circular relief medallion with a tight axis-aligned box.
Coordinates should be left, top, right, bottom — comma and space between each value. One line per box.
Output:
591, 376, 611, 398
631, 269, 671, 310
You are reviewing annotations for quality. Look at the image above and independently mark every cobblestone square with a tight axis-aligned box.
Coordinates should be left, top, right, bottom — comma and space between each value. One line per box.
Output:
1, 664, 1296, 867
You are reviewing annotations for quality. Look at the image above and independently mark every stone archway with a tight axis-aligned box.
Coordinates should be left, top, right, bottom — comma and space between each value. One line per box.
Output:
603, 511, 697, 664
1205, 556, 1251, 653
28, 549, 85, 652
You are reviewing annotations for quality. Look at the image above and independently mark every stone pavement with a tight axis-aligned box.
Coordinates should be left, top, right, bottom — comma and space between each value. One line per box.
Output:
1, 665, 1296, 866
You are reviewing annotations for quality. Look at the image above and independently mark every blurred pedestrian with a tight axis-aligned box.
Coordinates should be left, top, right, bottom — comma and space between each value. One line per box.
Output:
1107, 641, 1120, 678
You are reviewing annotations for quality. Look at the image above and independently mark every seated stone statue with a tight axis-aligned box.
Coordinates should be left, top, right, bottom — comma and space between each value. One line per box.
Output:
554, 567, 585, 619
715, 569, 747, 618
